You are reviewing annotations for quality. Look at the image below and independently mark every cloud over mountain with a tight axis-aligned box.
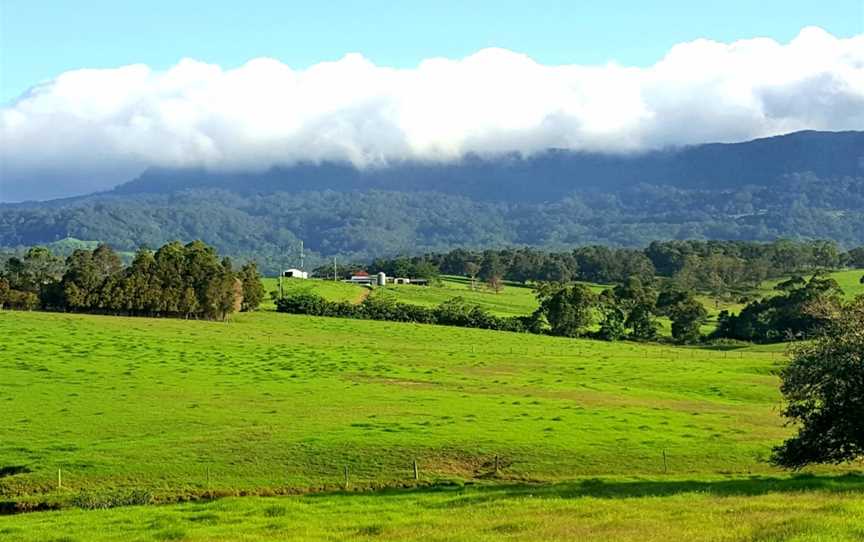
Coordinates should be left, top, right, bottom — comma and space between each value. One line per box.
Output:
2, 26, 863, 201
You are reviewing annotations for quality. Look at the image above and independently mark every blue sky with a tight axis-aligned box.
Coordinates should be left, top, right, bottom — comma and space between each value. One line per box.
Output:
2, 1, 863, 201
1, 0, 862, 103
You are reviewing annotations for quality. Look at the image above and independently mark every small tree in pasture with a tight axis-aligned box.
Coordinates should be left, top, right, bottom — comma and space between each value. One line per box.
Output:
464, 262, 480, 290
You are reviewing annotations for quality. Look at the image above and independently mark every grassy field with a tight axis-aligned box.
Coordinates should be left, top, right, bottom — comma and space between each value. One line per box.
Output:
261, 277, 369, 309
374, 276, 542, 316
761, 269, 864, 299
1, 309, 808, 498
827, 269, 864, 299
2, 279, 862, 539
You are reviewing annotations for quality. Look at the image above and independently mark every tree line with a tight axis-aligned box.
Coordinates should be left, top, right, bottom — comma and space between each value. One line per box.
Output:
275, 291, 531, 333
0, 241, 263, 320
354, 240, 857, 296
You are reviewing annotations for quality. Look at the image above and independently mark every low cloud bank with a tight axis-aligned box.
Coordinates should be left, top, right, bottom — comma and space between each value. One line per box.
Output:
2, 26, 863, 201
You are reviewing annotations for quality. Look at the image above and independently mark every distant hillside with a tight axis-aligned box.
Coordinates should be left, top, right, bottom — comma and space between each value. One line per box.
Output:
1, 130, 863, 273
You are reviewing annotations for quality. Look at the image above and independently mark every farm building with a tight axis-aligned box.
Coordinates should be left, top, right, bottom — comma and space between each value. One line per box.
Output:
391, 277, 428, 285
282, 268, 308, 279
347, 271, 427, 286
347, 271, 373, 284
345, 272, 388, 286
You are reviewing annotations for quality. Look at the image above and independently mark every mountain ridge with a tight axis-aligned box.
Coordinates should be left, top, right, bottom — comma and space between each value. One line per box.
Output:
110, 130, 864, 203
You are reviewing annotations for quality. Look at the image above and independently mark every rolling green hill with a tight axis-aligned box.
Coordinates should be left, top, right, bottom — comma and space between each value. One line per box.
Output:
1, 306, 860, 540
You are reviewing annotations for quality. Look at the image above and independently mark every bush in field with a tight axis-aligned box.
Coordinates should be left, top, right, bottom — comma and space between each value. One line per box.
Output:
361, 292, 436, 323
275, 292, 526, 333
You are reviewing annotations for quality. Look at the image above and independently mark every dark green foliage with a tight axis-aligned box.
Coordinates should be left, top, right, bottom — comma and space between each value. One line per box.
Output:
373, 241, 840, 299
714, 274, 843, 342
648, 239, 840, 292
239, 262, 265, 311
0, 241, 261, 320
614, 278, 659, 340
657, 290, 708, 344
4, 168, 864, 277
0, 276, 39, 310
772, 298, 864, 469
845, 247, 864, 268
535, 283, 597, 337
598, 306, 627, 341
478, 251, 506, 282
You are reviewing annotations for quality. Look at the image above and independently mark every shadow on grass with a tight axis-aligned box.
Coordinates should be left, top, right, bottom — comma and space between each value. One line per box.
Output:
308, 472, 864, 505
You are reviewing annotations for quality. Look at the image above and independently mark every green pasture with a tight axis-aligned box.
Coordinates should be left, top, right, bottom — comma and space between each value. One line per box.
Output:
374, 276, 541, 316
260, 277, 369, 309
2, 283, 862, 539
1, 309, 833, 502
829, 269, 864, 298
760, 269, 864, 299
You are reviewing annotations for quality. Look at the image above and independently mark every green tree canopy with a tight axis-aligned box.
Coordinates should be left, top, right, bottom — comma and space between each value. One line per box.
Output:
772, 298, 864, 469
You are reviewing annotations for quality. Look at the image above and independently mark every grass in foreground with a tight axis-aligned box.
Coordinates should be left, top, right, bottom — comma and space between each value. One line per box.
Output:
3, 476, 864, 541
2, 305, 862, 539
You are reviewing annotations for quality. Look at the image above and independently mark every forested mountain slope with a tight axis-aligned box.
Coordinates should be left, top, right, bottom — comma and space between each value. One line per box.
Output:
1, 130, 862, 272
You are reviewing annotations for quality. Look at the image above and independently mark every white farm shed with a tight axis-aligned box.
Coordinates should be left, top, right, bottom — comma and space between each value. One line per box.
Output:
282, 268, 308, 279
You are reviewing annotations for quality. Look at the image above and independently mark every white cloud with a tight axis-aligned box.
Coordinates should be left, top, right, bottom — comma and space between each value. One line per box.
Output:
2, 26, 863, 201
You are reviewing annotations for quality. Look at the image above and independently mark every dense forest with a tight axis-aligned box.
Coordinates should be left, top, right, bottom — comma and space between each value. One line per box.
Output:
3, 174, 864, 275
1, 131, 863, 275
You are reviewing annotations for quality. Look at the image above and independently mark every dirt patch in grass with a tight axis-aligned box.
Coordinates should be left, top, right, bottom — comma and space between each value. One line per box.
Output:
349, 375, 442, 389
0, 465, 32, 478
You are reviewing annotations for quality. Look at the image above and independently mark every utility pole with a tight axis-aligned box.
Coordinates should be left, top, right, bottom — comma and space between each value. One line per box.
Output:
279, 244, 287, 299
299, 240, 305, 272
333, 256, 337, 282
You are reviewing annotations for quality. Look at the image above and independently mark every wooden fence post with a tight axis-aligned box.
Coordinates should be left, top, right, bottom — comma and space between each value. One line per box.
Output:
662, 449, 668, 474
344, 465, 349, 489
58, 467, 62, 489
413, 459, 419, 481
